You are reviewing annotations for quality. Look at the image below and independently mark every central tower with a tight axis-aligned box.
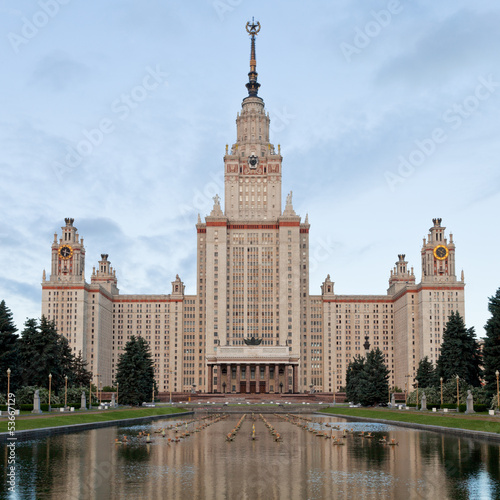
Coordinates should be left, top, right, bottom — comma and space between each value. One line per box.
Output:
200, 21, 306, 394
224, 20, 282, 220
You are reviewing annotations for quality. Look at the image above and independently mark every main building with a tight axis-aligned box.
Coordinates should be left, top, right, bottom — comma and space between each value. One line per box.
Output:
41, 22, 465, 395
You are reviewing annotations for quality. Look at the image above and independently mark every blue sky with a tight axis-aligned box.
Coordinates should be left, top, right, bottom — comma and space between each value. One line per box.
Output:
1, 1, 499, 338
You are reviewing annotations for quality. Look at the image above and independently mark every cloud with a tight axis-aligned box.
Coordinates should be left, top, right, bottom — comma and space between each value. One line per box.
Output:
30, 51, 90, 91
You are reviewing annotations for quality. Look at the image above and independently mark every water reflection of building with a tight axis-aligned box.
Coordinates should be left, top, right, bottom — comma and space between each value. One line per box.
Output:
41, 22, 464, 393
9, 417, 498, 499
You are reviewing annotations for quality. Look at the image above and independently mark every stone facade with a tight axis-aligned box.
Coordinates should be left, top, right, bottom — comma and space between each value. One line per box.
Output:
41, 26, 465, 393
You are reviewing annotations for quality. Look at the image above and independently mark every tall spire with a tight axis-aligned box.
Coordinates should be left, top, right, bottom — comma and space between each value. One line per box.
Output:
245, 18, 261, 97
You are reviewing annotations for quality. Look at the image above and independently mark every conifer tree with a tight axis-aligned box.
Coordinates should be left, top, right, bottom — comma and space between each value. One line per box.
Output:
358, 348, 390, 406
482, 288, 500, 399
345, 355, 365, 404
0, 300, 19, 393
73, 351, 92, 388
415, 356, 437, 388
115, 336, 156, 406
18, 316, 75, 392
436, 311, 482, 386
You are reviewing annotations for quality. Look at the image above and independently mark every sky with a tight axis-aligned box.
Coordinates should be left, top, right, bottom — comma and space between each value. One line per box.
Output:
0, 1, 499, 338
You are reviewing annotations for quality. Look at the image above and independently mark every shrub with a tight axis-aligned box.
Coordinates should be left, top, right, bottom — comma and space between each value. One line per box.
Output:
15, 386, 61, 406
474, 404, 488, 412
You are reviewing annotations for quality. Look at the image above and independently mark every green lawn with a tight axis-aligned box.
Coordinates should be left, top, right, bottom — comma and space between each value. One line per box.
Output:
0, 407, 186, 432
320, 407, 500, 434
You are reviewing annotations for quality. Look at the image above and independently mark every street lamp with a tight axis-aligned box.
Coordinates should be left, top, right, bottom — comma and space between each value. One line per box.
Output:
440, 377, 443, 406
496, 370, 499, 410
405, 374, 410, 405
64, 375, 68, 410
116, 382, 119, 406
6, 368, 11, 401
169, 369, 173, 404
99, 382, 102, 405
152, 385, 155, 404
48, 373, 52, 412
333, 370, 336, 405
416, 380, 419, 410
456, 375, 460, 410
89, 376, 92, 410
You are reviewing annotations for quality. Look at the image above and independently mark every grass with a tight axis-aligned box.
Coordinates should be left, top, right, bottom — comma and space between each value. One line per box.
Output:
319, 407, 500, 434
0, 407, 186, 432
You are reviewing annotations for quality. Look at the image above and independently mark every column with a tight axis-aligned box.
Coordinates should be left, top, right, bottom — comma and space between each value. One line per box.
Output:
275, 364, 279, 394
236, 365, 241, 393
217, 364, 222, 393
246, 364, 250, 393
208, 365, 213, 393
256, 364, 260, 393
284, 365, 289, 393
293, 365, 298, 393
265, 364, 270, 393
225, 364, 229, 392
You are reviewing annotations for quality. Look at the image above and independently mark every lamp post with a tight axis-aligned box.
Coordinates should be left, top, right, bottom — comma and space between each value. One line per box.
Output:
496, 370, 499, 410
48, 373, 52, 412
152, 385, 155, 404
440, 377, 443, 406
169, 369, 173, 404
89, 376, 92, 410
116, 382, 119, 406
64, 375, 68, 410
7, 368, 11, 401
404, 374, 410, 405
416, 380, 419, 410
456, 375, 460, 410
333, 370, 336, 405
99, 382, 102, 405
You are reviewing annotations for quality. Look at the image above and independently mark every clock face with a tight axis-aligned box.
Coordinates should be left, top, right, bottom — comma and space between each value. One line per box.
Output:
58, 245, 73, 260
433, 245, 449, 260
248, 154, 258, 169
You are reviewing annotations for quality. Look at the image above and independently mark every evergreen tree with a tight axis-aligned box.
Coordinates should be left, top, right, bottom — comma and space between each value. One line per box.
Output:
115, 336, 155, 406
345, 355, 365, 404
358, 348, 390, 406
415, 356, 437, 388
73, 351, 92, 388
0, 300, 19, 393
18, 316, 75, 393
436, 311, 482, 387
482, 288, 500, 400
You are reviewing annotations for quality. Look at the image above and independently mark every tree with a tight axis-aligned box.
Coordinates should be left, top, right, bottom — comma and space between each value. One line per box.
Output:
416, 356, 437, 388
0, 300, 19, 393
483, 288, 500, 400
436, 311, 482, 387
357, 348, 390, 406
18, 316, 75, 393
345, 355, 365, 404
72, 351, 92, 388
115, 336, 155, 406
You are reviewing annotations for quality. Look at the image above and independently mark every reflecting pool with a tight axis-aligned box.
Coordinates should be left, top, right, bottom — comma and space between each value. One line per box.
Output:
1, 413, 500, 499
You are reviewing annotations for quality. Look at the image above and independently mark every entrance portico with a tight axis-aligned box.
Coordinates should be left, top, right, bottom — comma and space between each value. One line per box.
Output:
207, 346, 299, 394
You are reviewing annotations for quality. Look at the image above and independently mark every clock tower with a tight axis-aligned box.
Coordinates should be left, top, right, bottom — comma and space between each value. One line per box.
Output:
48, 218, 85, 283
421, 218, 456, 282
